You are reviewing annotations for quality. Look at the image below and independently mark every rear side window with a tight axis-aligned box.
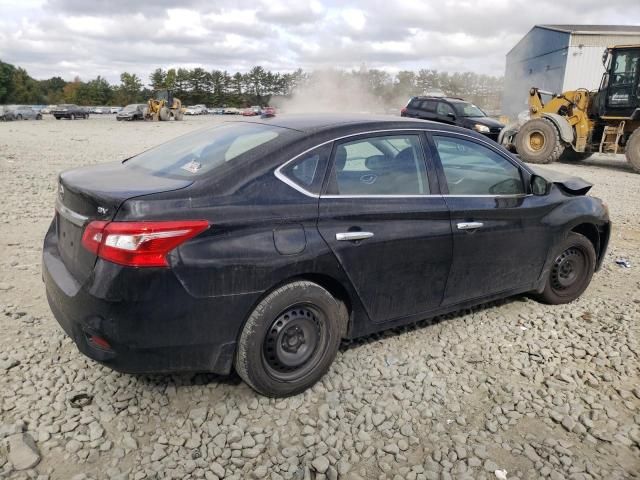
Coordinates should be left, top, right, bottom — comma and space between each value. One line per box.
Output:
279, 143, 331, 195
328, 135, 429, 195
125, 123, 283, 178
433, 135, 524, 195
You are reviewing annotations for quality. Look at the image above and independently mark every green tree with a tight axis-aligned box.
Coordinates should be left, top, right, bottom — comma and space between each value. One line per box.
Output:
117, 72, 143, 105
149, 68, 167, 90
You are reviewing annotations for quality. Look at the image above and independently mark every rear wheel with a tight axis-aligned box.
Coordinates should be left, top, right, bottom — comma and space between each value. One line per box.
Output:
36, 114, 42, 120
625, 128, 640, 173
16, 114, 23, 120
533, 232, 596, 304
235, 281, 344, 397
159, 107, 170, 121
516, 118, 564, 164
70, 114, 75, 120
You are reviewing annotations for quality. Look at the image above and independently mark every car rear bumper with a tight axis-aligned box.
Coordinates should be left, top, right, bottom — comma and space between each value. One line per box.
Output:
42, 221, 260, 375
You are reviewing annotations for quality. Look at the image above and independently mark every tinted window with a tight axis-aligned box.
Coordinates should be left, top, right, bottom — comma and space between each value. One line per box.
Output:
421, 100, 437, 112
436, 102, 455, 116
280, 143, 331, 195
330, 135, 429, 195
125, 123, 283, 178
434, 136, 524, 195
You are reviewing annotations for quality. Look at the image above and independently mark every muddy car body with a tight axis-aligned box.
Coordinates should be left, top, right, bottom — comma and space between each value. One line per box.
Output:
43, 115, 610, 396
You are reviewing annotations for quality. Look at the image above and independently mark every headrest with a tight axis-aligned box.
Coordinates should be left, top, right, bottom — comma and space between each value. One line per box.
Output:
335, 146, 347, 171
365, 155, 393, 171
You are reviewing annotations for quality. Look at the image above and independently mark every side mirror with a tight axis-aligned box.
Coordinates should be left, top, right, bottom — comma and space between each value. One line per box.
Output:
531, 175, 550, 195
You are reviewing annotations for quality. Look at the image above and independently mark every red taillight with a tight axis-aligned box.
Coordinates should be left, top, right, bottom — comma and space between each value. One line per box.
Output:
81, 220, 209, 267
400, 107, 407, 115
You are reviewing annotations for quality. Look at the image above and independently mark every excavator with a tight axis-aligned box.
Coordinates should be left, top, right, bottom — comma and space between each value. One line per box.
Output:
500, 45, 640, 172
145, 90, 184, 121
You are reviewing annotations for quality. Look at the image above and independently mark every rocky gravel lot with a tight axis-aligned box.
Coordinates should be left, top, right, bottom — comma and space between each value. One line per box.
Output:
0, 116, 639, 480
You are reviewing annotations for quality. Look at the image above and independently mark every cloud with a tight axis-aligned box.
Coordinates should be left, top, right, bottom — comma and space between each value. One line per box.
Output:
0, 0, 639, 82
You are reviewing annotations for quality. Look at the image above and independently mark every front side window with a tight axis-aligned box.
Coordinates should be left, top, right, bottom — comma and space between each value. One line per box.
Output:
433, 135, 524, 195
454, 102, 486, 117
436, 102, 455, 116
328, 135, 429, 195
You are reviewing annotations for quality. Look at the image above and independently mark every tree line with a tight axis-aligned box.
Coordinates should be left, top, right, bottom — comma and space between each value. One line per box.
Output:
0, 60, 503, 112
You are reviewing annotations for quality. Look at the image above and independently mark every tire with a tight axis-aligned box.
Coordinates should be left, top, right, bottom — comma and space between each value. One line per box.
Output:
159, 107, 170, 121
559, 149, 591, 162
533, 232, 596, 305
84, 114, 89, 119
515, 118, 564, 164
625, 128, 640, 173
36, 114, 42, 120
70, 114, 75, 120
16, 114, 23, 120
174, 110, 184, 121
235, 281, 344, 397
55, 116, 61, 120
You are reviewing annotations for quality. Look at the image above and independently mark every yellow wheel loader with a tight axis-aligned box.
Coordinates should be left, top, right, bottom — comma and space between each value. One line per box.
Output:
145, 90, 184, 121
501, 45, 640, 172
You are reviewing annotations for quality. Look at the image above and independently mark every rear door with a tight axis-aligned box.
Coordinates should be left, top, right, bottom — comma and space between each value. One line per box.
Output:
428, 132, 551, 305
317, 131, 452, 323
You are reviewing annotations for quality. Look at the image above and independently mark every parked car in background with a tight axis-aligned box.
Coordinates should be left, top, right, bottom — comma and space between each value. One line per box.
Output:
52, 104, 88, 120
110, 107, 121, 114
184, 106, 205, 115
43, 115, 609, 396
91, 107, 105, 114
0, 106, 16, 121
223, 107, 240, 115
401, 96, 504, 141
5, 105, 42, 120
195, 104, 208, 114
41, 105, 57, 114
208, 107, 224, 114
116, 104, 147, 121
261, 106, 276, 118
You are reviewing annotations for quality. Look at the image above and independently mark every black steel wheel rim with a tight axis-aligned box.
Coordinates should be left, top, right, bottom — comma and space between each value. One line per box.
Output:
551, 246, 586, 295
262, 304, 325, 381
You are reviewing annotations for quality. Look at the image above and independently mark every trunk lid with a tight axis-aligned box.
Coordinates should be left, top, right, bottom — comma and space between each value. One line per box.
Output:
55, 161, 192, 282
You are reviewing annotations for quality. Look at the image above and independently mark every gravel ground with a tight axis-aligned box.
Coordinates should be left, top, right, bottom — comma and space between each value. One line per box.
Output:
0, 116, 639, 480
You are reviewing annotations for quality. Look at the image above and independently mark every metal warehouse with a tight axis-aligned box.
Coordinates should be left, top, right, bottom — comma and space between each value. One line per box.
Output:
502, 24, 640, 119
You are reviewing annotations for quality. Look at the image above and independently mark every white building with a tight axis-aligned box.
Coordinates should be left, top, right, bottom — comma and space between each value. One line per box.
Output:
502, 24, 640, 118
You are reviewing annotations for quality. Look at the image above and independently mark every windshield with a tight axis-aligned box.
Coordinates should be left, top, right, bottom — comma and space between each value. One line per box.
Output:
453, 102, 486, 117
125, 122, 282, 178
123, 104, 139, 112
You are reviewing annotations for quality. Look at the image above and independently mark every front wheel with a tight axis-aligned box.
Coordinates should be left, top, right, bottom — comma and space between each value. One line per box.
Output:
625, 128, 640, 173
533, 232, 596, 305
515, 118, 564, 164
235, 281, 344, 397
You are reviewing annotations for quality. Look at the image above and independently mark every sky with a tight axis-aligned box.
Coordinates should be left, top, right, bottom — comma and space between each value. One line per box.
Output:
1, 0, 639, 84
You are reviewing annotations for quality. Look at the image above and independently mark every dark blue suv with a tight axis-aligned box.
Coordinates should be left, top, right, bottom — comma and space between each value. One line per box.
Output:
401, 96, 504, 141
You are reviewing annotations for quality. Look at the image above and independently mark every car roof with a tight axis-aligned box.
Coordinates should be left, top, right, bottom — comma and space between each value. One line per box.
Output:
411, 96, 467, 103
235, 113, 471, 133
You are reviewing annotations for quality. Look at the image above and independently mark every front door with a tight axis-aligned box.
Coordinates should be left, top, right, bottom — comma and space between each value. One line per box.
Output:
317, 132, 452, 323
429, 133, 552, 305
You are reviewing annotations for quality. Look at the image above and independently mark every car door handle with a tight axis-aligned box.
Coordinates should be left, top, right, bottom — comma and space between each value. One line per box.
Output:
456, 222, 484, 231
336, 232, 374, 241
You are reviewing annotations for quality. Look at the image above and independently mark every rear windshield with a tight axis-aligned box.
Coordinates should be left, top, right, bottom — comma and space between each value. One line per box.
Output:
124, 122, 282, 178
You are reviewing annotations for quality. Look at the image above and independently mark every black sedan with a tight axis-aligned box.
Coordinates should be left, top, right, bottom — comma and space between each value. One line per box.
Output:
43, 115, 610, 396
52, 104, 88, 120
